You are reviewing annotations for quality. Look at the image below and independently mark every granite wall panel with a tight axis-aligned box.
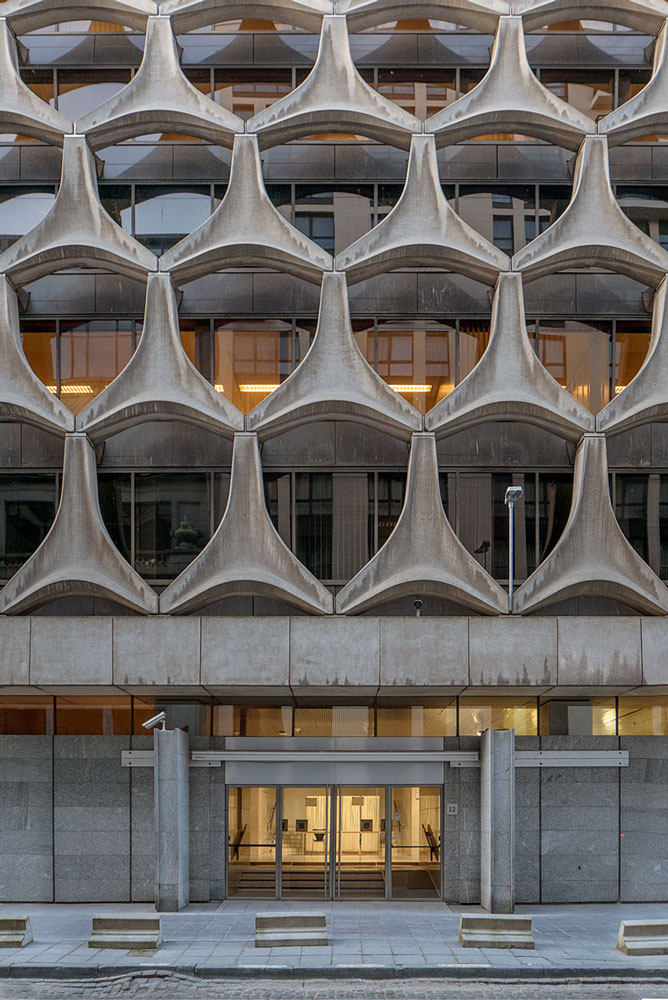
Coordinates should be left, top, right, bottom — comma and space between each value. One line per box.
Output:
53, 735, 130, 902
0, 736, 53, 902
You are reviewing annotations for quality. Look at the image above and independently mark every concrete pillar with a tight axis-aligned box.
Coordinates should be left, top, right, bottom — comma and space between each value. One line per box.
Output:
154, 727, 189, 911
480, 728, 515, 914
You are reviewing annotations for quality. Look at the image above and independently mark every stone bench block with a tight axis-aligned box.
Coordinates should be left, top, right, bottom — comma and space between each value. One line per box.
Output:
0, 916, 33, 948
459, 914, 534, 949
617, 920, 668, 955
88, 915, 162, 950
255, 912, 328, 948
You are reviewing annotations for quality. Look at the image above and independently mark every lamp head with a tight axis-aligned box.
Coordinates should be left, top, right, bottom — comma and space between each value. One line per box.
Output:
504, 485, 524, 507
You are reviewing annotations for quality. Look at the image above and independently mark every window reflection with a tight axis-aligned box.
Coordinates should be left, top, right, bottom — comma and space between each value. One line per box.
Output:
180, 319, 212, 382
538, 320, 611, 413
264, 472, 292, 547
296, 472, 332, 579
98, 473, 131, 563
295, 185, 373, 254
539, 698, 616, 735
20, 69, 56, 107
134, 472, 210, 579
616, 188, 668, 248
614, 322, 650, 395
59, 321, 134, 413
458, 322, 490, 382
459, 696, 538, 735
376, 68, 456, 118
214, 704, 293, 736
0, 475, 57, 579
370, 473, 406, 553
293, 706, 374, 737
0, 187, 55, 251
376, 323, 456, 413
0, 697, 54, 735
214, 68, 292, 119
21, 321, 58, 388
458, 187, 535, 253
99, 185, 132, 231
538, 474, 572, 562
213, 321, 296, 414
134, 185, 212, 253
615, 474, 648, 561
377, 702, 456, 736
538, 186, 571, 233
56, 696, 131, 735
618, 696, 668, 736
56, 69, 132, 119
541, 69, 614, 120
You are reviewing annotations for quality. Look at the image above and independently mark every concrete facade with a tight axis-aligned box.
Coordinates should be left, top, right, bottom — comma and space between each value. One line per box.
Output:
2, 0, 668, 908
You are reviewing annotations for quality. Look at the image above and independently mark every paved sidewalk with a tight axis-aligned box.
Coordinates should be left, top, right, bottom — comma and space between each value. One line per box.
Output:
1, 901, 668, 981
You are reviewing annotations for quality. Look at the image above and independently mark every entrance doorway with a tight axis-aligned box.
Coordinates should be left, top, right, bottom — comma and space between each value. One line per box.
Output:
227, 785, 441, 899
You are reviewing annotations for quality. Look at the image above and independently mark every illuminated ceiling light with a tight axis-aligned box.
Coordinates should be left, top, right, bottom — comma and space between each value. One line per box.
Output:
239, 383, 280, 392
389, 383, 431, 393
47, 384, 96, 394
615, 385, 626, 394
214, 384, 225, 393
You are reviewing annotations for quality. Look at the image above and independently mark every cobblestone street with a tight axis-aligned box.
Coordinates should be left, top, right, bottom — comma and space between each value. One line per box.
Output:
2, 975, 668, 1000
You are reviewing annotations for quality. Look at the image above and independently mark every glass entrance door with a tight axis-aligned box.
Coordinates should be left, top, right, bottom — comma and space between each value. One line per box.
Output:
281, 786, 330, 898
227, 786, 276, 897
335, 786, 386, 898
390, 786, 441, 899
227, 784, 442, 900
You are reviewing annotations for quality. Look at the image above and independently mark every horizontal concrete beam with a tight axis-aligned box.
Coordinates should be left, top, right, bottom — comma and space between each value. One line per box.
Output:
0, 615, 665, 694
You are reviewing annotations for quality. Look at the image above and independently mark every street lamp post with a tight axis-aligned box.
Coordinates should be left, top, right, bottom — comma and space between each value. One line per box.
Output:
504, 485, 524, 614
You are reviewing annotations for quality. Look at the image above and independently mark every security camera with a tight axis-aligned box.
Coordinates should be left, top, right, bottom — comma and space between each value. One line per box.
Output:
504, 486, 524, 506
413, 598, 423, 611
142, 711, 167, 731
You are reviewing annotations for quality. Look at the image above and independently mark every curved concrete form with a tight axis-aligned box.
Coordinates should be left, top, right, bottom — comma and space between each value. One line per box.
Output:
78, 273, 243, 441
0, 433, 159, 615
513, 0, 668, 34
340, 0, 508, 32
77, 16, 243, 150
0, 275, 74, 434
426, 17, 593, 150
247, 15, 421, 151
599, 21, 668, 146
159, 433, 334, 616
337, 134, 509, 286
0, 18, 72, 146
513, 433, 668, 616
161, 134, 332, 286
2, 0, 156, 33
512, 135, 668, 287
247, 271, 422, 440
597, 275, 668, 436
336, 433, 508, 616
0, 135, 157, 288
163, 0, 332, 32
425, 272, 594, 441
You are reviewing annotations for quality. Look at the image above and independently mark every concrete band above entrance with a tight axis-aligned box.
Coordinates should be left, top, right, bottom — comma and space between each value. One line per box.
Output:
1, 615, 665, 694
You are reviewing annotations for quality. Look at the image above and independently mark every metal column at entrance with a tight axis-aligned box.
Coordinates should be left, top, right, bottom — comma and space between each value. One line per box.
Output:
226, 784, 443, 901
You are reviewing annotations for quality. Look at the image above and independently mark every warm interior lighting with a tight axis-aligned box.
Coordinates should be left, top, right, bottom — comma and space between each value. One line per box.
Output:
47, 384, 95, 394
615, 385, 626, 394
389, 384, 431, 393
214, 384, 225, 392
239, 383, 281, 392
